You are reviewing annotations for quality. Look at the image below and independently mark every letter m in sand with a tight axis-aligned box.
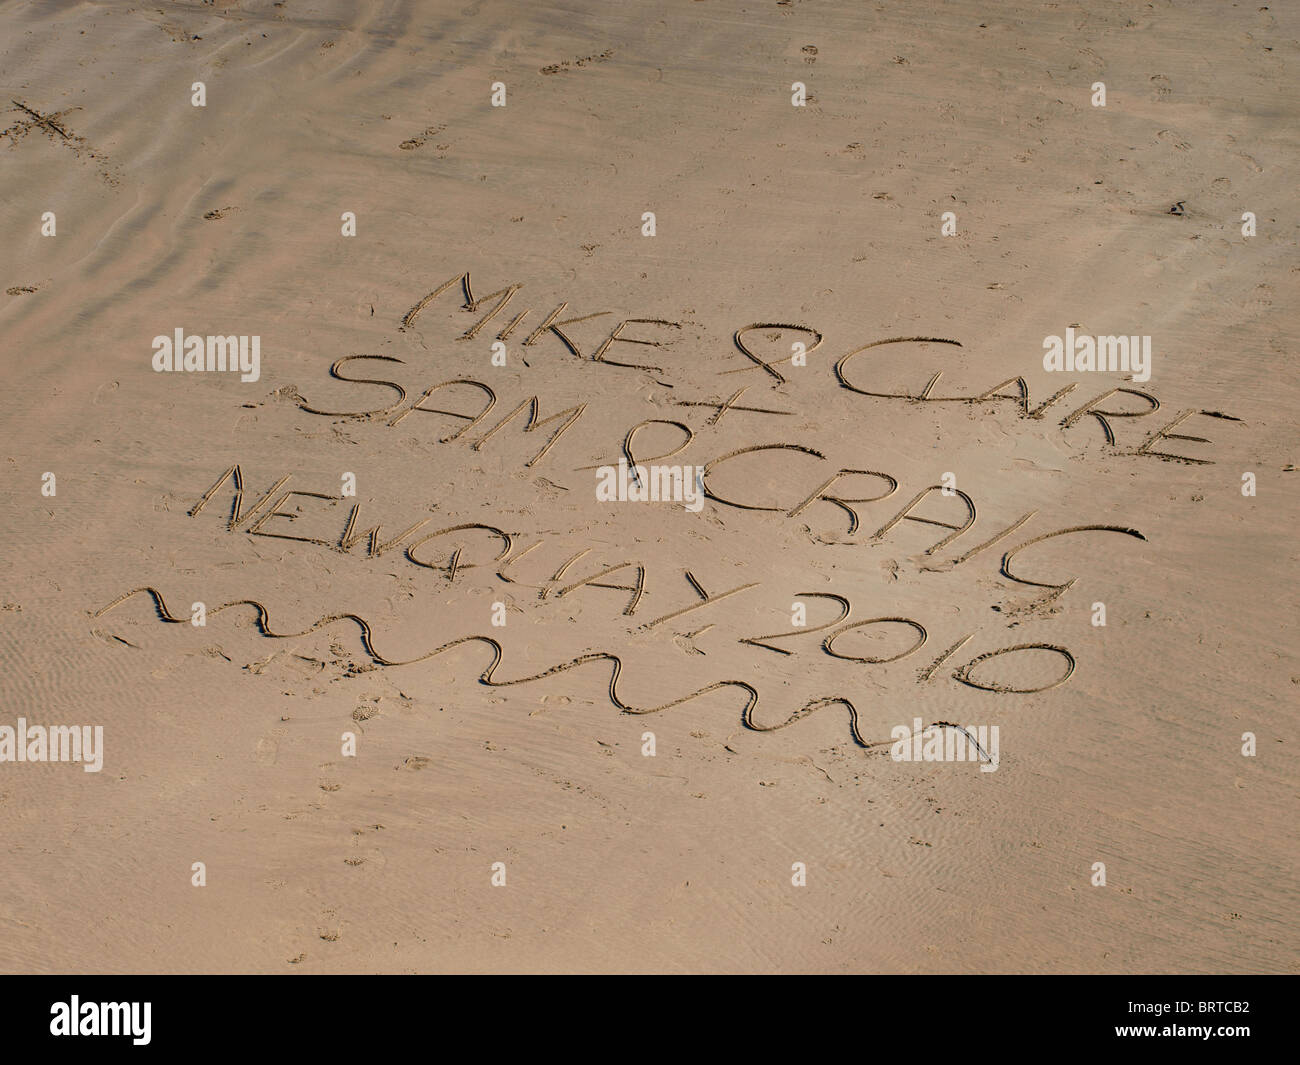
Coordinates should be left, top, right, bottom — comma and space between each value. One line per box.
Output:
400, 271, 523, 339
471, 396, 586, 468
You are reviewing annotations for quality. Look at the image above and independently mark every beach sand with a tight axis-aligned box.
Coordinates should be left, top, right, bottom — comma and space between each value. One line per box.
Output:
0, 0, 1295, 973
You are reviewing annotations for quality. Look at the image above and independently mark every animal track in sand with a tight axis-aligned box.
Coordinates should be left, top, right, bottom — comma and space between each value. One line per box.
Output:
540, 49, 613, 75
398, 123, 447, 151
3, 99, 119, 184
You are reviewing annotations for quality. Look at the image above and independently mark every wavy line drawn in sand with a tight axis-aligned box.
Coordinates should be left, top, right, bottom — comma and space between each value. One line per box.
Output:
93, 587, 1073, 749
922, 722, 995, 764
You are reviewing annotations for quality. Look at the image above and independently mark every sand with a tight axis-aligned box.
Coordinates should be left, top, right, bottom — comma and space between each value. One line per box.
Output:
0, 0, 1295, 974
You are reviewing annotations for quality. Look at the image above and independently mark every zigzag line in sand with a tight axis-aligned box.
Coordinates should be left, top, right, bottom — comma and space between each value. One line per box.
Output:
90, 586, 965, 751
